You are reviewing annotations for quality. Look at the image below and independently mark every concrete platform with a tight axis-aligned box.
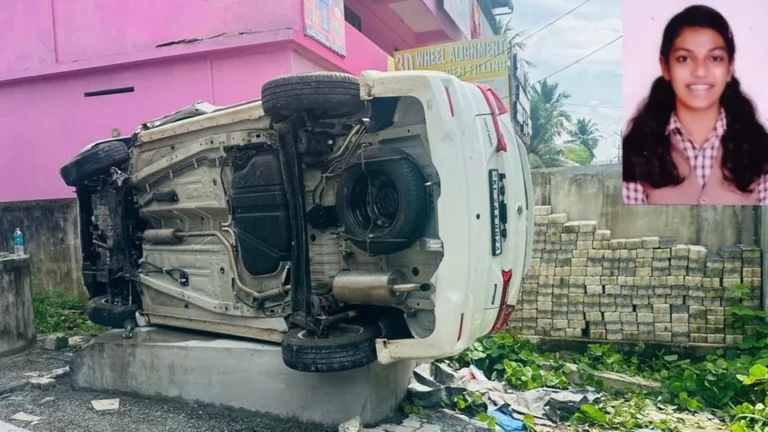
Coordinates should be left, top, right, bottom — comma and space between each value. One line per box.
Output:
70, 327, 415, 427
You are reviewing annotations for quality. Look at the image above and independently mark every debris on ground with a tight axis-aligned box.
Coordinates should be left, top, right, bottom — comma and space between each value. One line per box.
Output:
27, 378, 56, 390
407, 362, 599, 430
10, 411, 40, 423
90, 398, 120, 411
363, 410, 495, 431
67, 335, 92, 350
38, 334, 68, 351
551, 362, 661, 392
43, 367, 69, 380
338, 416, 361, 432
396, 356, 731, 432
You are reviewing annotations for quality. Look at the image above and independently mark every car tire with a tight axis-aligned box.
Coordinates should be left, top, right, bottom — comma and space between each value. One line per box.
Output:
60, 141, 130, 187
87, 295, 140, 329
281, 323, 379, 373
261, 72, 365, 122
335, 146, 430, 255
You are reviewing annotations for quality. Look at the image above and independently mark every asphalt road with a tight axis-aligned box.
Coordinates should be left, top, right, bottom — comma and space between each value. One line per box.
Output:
0, 347, 334, 432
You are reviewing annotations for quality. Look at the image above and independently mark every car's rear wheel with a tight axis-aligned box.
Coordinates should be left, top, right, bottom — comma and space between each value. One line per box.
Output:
281, 323, 379, 373
87, 295, 140, 329
260, 72, 366, 122
60, 141, 130, 187
336, 146, 430, 255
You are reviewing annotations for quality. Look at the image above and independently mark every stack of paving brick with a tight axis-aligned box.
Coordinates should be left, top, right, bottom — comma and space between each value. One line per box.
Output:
508, 205, 762, 345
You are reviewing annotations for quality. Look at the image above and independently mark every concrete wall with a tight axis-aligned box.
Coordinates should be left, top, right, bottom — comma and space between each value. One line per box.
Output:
0, 257, 36, 358
0, 199, 83, 299
532, 165, 758, 250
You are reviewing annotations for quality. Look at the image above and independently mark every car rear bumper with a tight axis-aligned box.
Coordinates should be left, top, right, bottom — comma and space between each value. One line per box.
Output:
360, 70, 496, 363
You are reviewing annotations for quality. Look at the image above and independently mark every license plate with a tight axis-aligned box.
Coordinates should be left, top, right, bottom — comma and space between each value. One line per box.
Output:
489, 169, 502, 256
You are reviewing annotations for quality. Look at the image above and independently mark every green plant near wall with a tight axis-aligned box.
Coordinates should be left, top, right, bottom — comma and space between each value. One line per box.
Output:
33, 289, 105, 336
439, 283, 768, 431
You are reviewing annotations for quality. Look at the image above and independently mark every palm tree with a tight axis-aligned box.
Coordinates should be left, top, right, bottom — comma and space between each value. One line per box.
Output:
565, 118, 603, 164
528, 79, 576, 168
492, 15, 536, 69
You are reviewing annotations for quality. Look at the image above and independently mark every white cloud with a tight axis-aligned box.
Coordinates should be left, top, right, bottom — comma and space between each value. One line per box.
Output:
523, 15, 622, 74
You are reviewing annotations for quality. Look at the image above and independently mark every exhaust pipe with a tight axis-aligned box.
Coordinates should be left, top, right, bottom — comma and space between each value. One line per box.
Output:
331, 270, 430, 306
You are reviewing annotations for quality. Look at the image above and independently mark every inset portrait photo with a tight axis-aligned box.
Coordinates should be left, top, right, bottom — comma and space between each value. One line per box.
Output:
622, 1, 768, 205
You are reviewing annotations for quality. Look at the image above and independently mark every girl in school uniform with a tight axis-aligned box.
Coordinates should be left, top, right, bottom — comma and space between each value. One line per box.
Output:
622, 4, 768, 205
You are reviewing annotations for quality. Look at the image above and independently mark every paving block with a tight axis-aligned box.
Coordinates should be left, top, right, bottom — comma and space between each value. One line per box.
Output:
589, 329, 607, 340
546, 213, 568, 224
565, 329, 584, 338
595, 230, 611, 241
641, 237, 660, 249
553, 320, 568, 329
707, 334, 726, 344
689, 334, 707, 343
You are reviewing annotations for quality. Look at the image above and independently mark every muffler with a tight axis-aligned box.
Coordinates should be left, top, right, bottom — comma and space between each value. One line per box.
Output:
331, 270, 429, 305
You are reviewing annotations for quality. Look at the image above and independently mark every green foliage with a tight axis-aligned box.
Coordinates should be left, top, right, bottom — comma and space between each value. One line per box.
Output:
451, 332, 570, 390
565, 117, 602, 164
562, 146, 593, 166
570, 395, 679, 431
450, 391, 497, 429
406, 282, 768, 431
402, 403, 423, 415
33, 289, 104, 336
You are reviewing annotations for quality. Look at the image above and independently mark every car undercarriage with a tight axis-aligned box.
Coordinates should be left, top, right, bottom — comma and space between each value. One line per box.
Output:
61, 72, 445, 373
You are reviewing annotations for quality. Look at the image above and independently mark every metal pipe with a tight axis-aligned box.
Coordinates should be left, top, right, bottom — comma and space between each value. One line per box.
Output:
391, 283, 423, 293
328, 123, 364, 161
141, 229, 289, 300
331, 270, 419, 305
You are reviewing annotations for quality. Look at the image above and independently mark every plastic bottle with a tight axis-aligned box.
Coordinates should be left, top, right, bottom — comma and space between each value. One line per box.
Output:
13, 228, 24, 256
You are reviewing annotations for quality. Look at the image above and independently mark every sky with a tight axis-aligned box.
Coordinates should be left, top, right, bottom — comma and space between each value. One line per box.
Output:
505, 0, 622, 163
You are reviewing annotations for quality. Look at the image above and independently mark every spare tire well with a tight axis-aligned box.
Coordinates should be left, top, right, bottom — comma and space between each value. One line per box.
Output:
336, 146, 430, 255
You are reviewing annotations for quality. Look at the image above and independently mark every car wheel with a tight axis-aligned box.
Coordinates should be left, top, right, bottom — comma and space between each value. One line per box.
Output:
281, 323, 379, 373
335, 146, 430, 255
261, 72, 365, 122
87, 295, 140, 329
60, 141, 130, 187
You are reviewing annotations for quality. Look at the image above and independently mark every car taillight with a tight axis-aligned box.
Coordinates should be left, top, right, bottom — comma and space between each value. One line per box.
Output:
474, 84, 509, 153
489, 270, 514, 334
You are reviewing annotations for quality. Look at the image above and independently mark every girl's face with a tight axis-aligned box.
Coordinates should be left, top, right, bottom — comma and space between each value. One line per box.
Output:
660, 26, 734, 111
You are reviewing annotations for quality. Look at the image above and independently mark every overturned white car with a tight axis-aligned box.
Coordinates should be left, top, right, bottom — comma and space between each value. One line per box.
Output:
60, 70, 533, 373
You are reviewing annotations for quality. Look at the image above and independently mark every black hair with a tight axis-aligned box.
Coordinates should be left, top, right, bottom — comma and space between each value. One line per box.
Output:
622, 4, 768, 192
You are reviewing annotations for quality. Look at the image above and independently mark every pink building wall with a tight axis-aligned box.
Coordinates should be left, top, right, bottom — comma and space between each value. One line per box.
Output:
0, 0, 466, 202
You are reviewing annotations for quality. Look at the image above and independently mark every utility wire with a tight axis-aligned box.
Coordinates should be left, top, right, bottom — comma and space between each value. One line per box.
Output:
516, 0, 593, 45
531, 35, 622, 85
455, 0, 593, 80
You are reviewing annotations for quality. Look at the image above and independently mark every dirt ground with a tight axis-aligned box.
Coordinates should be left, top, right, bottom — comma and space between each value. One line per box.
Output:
0, 345, 335, 432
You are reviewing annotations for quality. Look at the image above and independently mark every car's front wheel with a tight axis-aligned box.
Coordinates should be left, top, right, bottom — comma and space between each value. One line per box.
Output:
87, 295, 140, 329
60, 141, 130, 187
260, 72, 366, 122
281, 323, 379, 373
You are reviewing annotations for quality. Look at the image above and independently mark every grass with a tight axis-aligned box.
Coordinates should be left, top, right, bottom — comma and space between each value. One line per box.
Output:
33, 289, 106, 336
